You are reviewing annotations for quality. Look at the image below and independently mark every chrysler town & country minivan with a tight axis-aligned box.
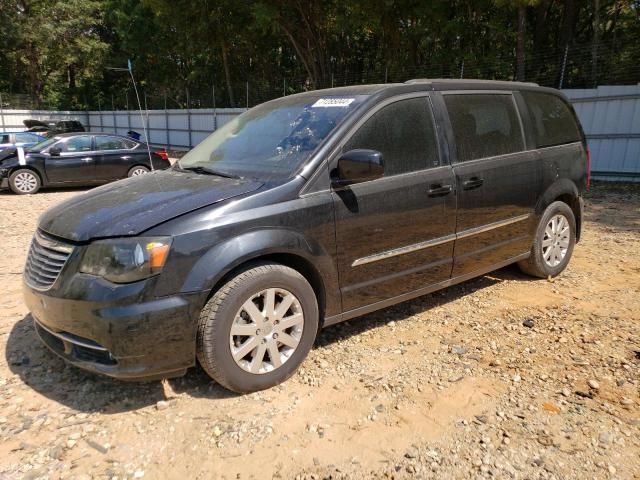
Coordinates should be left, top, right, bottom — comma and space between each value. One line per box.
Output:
23, 80, 588, 392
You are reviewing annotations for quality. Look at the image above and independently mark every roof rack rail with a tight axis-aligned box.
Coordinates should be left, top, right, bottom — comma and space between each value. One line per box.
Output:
404, 78, 539, 87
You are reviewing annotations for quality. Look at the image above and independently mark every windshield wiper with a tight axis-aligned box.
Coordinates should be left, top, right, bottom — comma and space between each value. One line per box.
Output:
179, 165, 241, 179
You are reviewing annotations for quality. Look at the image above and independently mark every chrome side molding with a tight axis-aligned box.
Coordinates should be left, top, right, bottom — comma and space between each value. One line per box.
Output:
351, 213, 531, 267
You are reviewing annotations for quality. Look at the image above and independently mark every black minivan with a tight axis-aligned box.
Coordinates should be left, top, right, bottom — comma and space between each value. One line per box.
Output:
23, 80, 588, 392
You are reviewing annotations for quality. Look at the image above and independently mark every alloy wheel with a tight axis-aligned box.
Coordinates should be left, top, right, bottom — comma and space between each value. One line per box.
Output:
14, 172, 38, 193
229, 288, 304, 374
542, 214, 571, 267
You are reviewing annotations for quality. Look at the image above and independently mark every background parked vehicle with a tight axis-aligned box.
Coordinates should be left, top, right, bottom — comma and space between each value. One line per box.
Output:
23, 119, 85, 137
0, 132, 170, 194
0, 131, 46, 153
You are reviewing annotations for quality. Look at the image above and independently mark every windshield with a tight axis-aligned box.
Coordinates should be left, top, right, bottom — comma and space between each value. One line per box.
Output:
28, 136, 60, 152
178, 94, 368, 180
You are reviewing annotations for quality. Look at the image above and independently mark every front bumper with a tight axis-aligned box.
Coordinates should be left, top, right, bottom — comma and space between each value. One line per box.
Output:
23, 277, 205, 380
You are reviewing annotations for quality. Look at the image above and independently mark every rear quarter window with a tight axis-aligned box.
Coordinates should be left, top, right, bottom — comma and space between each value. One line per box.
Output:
444, 94, 524, 162
521, 91, 582, 148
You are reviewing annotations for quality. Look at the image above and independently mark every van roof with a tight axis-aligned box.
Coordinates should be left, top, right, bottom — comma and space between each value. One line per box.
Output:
291, 79, 549, 99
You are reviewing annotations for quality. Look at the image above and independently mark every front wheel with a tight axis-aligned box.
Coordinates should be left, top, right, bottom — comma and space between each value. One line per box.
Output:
9, 169, 41, 194
196, 262, 319, 393
518, 201, 576, 278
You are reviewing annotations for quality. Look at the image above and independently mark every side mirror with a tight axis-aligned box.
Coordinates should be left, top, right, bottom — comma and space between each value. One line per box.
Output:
332, 149, 384, 186
49, 147, 61, 156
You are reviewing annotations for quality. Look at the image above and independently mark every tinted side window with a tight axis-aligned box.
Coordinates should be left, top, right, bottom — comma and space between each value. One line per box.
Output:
95, 136, 135, 151
521, 92, 581, 148
344, 97, 439, 176
444, 94, 524, 162
0, 134, 9, 144
60, 136, 92, 153
15, 133, 39, 142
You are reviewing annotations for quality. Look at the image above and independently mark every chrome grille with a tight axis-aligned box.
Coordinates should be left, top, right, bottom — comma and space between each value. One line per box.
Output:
24, 232, 74, 290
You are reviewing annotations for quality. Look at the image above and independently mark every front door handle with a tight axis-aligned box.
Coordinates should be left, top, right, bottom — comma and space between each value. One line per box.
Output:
81, 157, 93, 163
462, 177, 484, 190
427, 184, 452, 197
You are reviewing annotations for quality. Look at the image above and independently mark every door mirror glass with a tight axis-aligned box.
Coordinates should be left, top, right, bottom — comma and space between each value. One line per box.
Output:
49, 147, 61, 156
333, 149, 384, 185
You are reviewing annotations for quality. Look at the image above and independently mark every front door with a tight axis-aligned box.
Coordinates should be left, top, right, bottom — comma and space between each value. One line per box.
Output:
441, 92, 539, 277
332, 96, 456, 313
45, 135, 96, 183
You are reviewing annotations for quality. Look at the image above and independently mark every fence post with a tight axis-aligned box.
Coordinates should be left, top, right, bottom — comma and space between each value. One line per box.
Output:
0, 92, 5, 131
126, 93, 132, 134
212, 83, 217, 131
111, 95, 117, 135
98, 99, 103, 132
164, 93, 170, 151
144, 91, 150, 145
559, 44, 569, 89
186, 88, 192, 148
460, 59, 465, 79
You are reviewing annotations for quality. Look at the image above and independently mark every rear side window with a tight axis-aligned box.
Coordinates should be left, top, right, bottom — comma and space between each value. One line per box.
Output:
95, 136, 136, 151
444, 94, 524, 162
15, 133, 40, 142
344, 97, 439, 176
521, 91, 582, 148
0, 134, 9, 144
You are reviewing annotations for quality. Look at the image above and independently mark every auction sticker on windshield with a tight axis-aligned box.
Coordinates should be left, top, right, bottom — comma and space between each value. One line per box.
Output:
312, 98, 355, 108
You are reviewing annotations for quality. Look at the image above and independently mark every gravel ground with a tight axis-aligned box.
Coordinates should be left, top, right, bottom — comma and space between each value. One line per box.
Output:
0, 182, 638, 480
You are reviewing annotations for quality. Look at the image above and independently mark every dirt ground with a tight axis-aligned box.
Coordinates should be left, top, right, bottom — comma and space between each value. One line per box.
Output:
0, 182, 638, 480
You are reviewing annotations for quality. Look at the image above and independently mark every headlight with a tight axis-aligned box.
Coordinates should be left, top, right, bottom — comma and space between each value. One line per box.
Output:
80, 237, 172, 283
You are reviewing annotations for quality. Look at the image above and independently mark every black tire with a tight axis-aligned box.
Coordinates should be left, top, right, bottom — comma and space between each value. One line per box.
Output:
518, 201, 576, 278
9, 169, 41, 194
196, 262, 319, 393
127, 165, 149, 177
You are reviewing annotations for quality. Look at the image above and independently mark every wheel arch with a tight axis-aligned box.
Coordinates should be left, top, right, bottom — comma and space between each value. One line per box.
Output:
536, 179, 583, 241
9, 165, 45, 186
181, 228, 340, 325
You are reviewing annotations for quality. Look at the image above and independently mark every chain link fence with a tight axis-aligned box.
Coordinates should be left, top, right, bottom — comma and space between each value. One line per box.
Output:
2, 39, 639, 112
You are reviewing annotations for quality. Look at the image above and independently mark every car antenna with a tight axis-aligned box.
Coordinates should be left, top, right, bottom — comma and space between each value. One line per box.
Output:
107, 61, 154, 171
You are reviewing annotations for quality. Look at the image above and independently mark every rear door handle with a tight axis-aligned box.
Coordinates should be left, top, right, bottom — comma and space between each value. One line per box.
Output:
81, 157, 93, 163
427, 184, 452, 197
462, 177, 484, 190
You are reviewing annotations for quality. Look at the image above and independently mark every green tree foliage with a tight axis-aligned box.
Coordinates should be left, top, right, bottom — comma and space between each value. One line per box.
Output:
0, 0, 638, 109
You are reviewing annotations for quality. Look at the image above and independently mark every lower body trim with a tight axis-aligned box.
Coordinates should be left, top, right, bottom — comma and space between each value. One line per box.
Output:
323, 252, 530, 327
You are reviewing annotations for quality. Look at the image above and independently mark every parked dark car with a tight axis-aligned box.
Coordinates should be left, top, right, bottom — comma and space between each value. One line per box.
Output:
0, 132, 170, 194
0, 131, 47, 153
23, 80, 588, 393
24, 119, 85, 137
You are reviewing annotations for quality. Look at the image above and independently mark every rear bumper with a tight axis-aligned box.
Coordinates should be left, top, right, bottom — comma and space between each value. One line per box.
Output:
23, 278, 205, 380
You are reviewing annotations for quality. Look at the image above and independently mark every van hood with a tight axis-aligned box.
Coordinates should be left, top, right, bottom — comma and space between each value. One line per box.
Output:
38, 170, 264, 242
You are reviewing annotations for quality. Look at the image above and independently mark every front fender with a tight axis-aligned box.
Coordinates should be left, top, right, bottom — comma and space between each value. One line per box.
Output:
180, 228, 340, 316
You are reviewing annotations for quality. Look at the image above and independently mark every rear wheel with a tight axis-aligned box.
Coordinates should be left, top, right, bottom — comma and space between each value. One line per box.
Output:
196, 262, 319, 393
9, 169, 41, 194
128, 165, 149, 177
518, 201, 576, 278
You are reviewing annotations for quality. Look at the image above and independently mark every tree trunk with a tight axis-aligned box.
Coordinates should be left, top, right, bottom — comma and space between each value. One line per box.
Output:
221, 41, 235, 107
559, 0, 580, 48
516, 4, 526, 82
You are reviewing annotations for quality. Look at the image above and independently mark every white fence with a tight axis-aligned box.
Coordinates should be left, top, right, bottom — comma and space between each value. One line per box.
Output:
563, 85, 640, 182
1, 85, 639, 180
0, 108, 246, 150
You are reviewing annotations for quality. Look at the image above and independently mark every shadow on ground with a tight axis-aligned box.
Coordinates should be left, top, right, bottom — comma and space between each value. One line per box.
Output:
6, 264, 533, 414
